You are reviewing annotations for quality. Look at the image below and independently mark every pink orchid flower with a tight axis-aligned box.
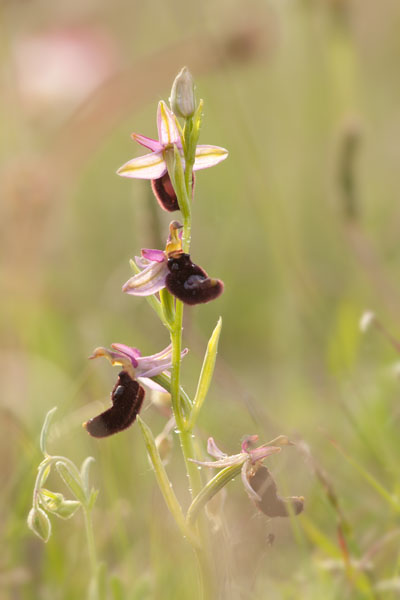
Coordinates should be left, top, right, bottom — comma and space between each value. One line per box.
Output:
190, 436, 304, 518
89, 342, 188, 391
123, 221, 224, 305
116, 101, 228, 180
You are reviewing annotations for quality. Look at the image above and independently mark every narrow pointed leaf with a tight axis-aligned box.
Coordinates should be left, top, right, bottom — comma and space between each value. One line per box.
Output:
56, 461, 86, 505
159, 288, 175, 326
186, 462, 243, 526
172, 145, 191, 220
40, 406, 58, 455
187, 99, 203, 164
188, 317, 222, 429
88, 488, 99, 511
80, 456, 95, 498
137, 415, 198, 546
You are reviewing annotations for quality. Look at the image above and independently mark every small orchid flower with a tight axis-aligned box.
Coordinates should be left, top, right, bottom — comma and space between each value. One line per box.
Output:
123, 221, 224, 305
84, 342, 187, 438
190, 435, 282, 503
116, 101, 228, 211
190, 435, 304, 518
89, 342, 188, 390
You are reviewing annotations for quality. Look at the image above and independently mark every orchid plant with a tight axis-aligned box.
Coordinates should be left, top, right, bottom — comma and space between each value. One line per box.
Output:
28, 67, 304, 599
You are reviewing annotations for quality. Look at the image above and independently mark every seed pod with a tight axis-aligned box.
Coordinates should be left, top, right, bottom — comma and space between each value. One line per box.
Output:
84, 371, 145, 438
166, 253, 224, 305
249, 465, 304, 518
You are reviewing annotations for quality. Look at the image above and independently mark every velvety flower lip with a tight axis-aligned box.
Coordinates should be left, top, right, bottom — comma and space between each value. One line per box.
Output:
84, 371, 144, 438
116, 101, 228, 179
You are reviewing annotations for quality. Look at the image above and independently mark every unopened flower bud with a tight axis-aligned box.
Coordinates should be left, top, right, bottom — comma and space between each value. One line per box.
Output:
27, 506, 52, 542
170, 67, 196, 119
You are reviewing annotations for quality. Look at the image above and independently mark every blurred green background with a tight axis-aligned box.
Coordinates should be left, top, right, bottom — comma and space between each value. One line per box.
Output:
2, 0, 400, 598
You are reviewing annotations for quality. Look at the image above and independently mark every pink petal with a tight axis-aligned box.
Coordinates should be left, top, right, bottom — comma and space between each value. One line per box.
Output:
207, 437, 228, 459
193, 145, 229, 171
141, 248, 165, 263
131, 133, 163, 152
122, 261, 168, 296
136, 347, 188, 378
157, 101, 180, 147
248, 446, 281, 464
111, 343, 142, 367
241, 435, 259, 453
116, 151, 167, 179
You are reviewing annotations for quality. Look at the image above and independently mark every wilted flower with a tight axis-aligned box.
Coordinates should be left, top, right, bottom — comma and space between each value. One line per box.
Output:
116, 101, 228, 211
191, 435, 304, 518
123, 221, 224, 305
85, 342, 187, 437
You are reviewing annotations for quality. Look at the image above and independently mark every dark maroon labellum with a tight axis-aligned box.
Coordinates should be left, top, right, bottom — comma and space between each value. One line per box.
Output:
151, 173, 195, 212
249, 466, 304, 518
166, 253, 224, 305
84, 371, 145, 438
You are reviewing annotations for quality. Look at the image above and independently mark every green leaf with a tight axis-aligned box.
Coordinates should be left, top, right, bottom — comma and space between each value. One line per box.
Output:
188, 99, 203, 164
40, 406, 58, 455
80, 456, 95, 497
172, 145, 191, 220
27, 506, 52, 542
50, 500, 81, 520
186, 462, 242, 526
56, 461, 86, 505
187, 317, 222, 429
87, 488, 99, 511
137, 415, 198, 547
40, 464, 52, 487
159, 288, 175, 325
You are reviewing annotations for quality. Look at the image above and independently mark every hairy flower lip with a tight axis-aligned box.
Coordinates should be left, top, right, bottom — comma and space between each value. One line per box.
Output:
84, 371, 145, 438
116, 101, 228, 180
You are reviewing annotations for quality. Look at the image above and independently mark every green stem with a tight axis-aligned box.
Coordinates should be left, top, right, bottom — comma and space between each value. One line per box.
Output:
168, 111, 215, 597
83, 507, 98, 575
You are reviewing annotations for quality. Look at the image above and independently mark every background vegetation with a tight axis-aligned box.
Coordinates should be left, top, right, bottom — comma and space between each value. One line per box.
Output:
2, 0, 400, 597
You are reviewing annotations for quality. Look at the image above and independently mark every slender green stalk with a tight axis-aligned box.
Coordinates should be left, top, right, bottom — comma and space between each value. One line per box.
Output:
166, 117, 216, 597
83, 507, 98, 575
